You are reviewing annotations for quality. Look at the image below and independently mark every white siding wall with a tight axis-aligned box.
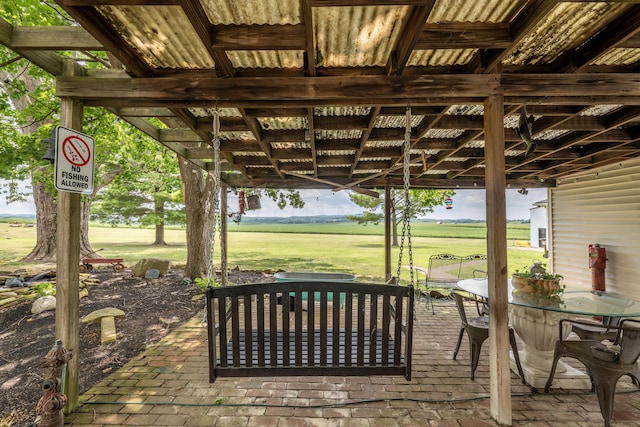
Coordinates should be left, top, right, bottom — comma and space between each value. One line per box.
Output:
550, 157, 640, 299
529, 206, 547, 248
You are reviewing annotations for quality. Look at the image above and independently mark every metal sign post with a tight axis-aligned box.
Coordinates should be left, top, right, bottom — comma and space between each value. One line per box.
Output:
54, 126, 95, 195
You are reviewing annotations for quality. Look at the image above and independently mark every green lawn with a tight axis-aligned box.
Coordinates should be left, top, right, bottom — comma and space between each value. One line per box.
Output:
0, 221, 543, 283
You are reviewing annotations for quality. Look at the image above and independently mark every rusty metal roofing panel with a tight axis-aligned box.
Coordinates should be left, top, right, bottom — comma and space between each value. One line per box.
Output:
318, 150, 356, 156
428, 0, 521, 23
366, 141, 403, 148
190, 108, 241, 118
579, 104, 622, 116
423, 129, 465, 138
316, 130, 363, 139
201, 0, 300, 25
221, 131, 254, 140
446, 105, 484, 115
593, 48, 640, 66
227, 50, 303, 69
505, 2, 628, 66
271, 142, 310, 149
536, 129, 570, 140
315, 106, 371, 116
374, 115, 424, 128
314, 6, 409, 67
258, 117, 307, 130
408, 49, 476, 66
464, 140, 485, 149
98, 6, 214, 69
234, 151, 265, 157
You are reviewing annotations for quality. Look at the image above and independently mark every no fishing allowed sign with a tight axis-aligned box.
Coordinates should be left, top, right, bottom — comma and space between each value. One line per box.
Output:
54, 126, 95, 195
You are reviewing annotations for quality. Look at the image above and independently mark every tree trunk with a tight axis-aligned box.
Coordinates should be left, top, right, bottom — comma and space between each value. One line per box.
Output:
179, 156, 216, 280
21, 168, 57, 262
80, 198, 96, 257
153, 199, 167, 246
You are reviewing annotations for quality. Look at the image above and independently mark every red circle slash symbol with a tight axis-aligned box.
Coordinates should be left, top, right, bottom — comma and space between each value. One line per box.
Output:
62, 136, 91, 167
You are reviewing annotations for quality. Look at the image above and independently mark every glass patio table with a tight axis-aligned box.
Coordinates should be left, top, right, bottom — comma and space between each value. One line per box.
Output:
456, 278, 640, 389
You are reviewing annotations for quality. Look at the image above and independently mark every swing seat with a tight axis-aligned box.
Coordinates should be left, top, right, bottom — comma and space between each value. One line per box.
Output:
206, 281, 414, 381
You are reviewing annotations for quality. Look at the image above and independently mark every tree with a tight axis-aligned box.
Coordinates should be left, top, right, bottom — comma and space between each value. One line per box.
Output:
0, 1, 131, 260
346, 188, 455, 246
91, 142, 185, 246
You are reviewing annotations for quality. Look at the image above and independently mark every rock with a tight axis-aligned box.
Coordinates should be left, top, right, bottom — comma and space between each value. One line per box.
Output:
144, 269, 161, 279
32, 295, 57, 314
5, 278, 24, 287
131, 259, 171, 278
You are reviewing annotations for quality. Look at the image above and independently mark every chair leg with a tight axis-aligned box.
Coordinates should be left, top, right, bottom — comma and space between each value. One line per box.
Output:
453, 328, 465, 360
509, 330, 526, 384
590, 371, 624, 427
544, 347, 562, 392
469, 336, 485, 380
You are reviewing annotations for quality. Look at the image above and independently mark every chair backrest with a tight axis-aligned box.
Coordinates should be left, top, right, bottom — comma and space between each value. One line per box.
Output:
617, 319, 640, 365
452, 291, 469, 325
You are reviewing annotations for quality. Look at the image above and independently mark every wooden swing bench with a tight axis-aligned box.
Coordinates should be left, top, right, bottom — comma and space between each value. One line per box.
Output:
206, 281, 414, 382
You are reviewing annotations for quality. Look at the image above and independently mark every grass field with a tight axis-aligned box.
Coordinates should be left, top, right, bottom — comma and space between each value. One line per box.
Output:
0, 220, 543, 283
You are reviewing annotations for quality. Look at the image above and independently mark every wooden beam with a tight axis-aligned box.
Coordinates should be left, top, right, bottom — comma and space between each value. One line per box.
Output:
386, 2, 436, 75
417, 23, 511, 49
0, 18, 64, 75
56, 74, 640, 104
484, 93, 511, 425
9, 26, 103, 50
300, 0, 317, 77
211, 24, 306, 50
179, 0, 234, 77
55, 74, 500, 101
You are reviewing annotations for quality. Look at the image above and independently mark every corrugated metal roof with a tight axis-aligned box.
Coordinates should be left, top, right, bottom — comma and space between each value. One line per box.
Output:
201, 0, 300, 25
593, 48, 640, 66
429, 0, 520, 23
505, 2, 628, 66
408, 48, 476, 67
258, 117, 307, 130
19, 0, 639, 191
314, 6, 409, 67
99, 6, 214, 69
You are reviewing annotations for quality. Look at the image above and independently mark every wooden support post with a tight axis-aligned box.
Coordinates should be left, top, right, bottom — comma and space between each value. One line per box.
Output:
484, 94, 511, 425
55, 58, 84, 414
384, 184, 391, 282
220, 185, 228, 286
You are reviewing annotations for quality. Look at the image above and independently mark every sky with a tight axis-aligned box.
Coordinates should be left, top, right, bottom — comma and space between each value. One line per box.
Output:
0, 179, 546, 220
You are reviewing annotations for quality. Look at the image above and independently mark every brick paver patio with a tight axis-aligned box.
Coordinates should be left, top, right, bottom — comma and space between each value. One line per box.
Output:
66, 298, 640, 426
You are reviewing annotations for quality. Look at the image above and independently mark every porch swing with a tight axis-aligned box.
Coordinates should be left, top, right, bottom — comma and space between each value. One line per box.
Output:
205, 109, 415, 382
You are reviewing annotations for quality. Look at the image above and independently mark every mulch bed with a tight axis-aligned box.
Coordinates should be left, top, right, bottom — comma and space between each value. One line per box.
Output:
0, 268, 274, 427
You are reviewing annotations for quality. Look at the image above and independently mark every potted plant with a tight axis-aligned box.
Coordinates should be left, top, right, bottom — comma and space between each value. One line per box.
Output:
512, 261, 564, 296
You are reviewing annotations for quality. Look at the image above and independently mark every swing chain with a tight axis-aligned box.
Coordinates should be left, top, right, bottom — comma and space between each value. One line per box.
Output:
395, 107, 414, 286
208, 110, 222, 287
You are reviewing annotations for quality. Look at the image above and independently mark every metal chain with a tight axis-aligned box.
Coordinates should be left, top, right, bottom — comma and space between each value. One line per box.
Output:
395, 107, 414, 286
207, 110, 221, 287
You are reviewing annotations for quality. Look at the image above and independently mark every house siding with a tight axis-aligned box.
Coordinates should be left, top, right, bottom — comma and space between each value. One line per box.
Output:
550, 158, 640, 299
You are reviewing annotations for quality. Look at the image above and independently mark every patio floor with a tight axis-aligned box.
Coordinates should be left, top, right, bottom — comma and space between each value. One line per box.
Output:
65, 298, 640, 426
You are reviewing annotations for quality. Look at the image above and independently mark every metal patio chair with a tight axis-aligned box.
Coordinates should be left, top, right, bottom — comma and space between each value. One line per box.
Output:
544, 318, 640, 427
452, 291, 525, 382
